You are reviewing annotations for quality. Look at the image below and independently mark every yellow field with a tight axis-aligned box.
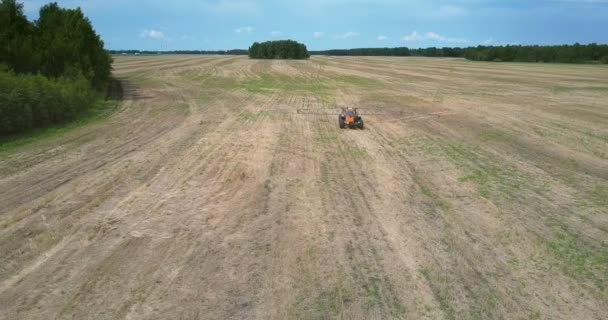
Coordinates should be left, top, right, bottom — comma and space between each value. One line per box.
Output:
1, 55, 607, 319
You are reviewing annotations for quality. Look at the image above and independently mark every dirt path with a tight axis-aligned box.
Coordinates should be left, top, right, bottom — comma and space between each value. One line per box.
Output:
1, 56, 607, 319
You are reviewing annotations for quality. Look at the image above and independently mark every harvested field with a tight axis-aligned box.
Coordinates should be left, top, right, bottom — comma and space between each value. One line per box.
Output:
1, 55, 607, 319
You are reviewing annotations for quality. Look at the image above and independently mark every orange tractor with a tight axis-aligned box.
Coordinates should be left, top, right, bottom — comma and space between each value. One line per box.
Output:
338, 107, 364, 129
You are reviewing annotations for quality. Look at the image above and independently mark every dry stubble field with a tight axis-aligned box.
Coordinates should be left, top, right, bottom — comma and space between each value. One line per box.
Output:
1, 55, 607, 319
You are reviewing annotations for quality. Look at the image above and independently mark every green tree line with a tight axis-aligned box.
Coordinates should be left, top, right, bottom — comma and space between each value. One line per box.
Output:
1, 0, 112, 135
311, 44, 608, 64
311, 47, 465, 57
249, 40, 310, 59
109, 49, 249, 55
464, 44, 608, 63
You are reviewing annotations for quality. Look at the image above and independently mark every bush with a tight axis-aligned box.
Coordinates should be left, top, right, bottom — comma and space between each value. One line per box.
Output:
0, 0, 111, 136
0, 69, 97, 135
249, 40, 309, 59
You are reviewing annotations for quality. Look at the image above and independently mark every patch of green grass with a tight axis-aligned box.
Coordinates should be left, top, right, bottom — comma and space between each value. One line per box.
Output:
345, 146, 368, 160
524, 122, 608, 211
361, 93, 428, 108
582, 86, 608, 93
290, 246, 354, 319
530, 120, 608, 161
589, 185, 608, 207
442, 144, 494, 193
314, 128, 368, 160
237, 69, 382, 97
205, 76, 239, 89
0, 100, 118, 155
243, 74, 330, 96
547, 227, 608, 293
363, 276, 382, 307
125, 72, 165, 88
455, 89, 496, 98
319, 162, 333, 187
458, 169, 493, 199
479, 128, 513, 143
413, 174, 451, 212
542, 153, 608, 210
315, 130, 340, 145
173, 103, 191, 114
419, 265, 503, 320
334, 75, 384, 89
310, 285, 351, 318
419, 182, 434, 198
419, 267, 456, 320
294, 246, 317, 289
243, 76, 275, 93
391, 301, 407, 319
533, 127, 548, 137
576, 183, 608, 210
583, 129, 608, 143
410, 136, 527, 201
238, 110, 260, 122
553, 85, 608, 95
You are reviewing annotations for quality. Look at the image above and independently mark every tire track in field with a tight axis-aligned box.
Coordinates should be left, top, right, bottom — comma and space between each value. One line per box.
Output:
56, 106, 278, 318
293, 107, 411, 317
0, 56, 284, 318
0, 58, 246, 316
113, 56, 217, 74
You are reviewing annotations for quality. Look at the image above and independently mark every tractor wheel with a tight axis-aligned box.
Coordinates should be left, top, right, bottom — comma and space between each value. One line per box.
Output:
358, 120, 364, 129
339, 116, 345, 128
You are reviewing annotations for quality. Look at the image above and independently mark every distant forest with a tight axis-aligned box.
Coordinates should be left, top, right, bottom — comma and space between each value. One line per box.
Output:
109, 49, 248, 55
1, 0, 112, 135
249, 40, 310, 59
464, 44, 608, 63
115, 43, 608, 64
312, 44, 608, 63
310, 47, 464, 57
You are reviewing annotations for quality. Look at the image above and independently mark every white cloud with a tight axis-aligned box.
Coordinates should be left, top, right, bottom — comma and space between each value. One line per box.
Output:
270, 30, 282, 37
425, 32, 467, 43
235, 26, 254, 34
313, 31, 325, 38
401, 31, 467, 43
401, 31, 422, 42
483, 37, 495, 45
335, 31, 359, 39
377, 35, 388, 41
140, 29, 164, 39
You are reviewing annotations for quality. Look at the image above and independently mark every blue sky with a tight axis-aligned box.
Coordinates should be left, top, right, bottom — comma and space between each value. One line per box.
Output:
21, 0, 608, 50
